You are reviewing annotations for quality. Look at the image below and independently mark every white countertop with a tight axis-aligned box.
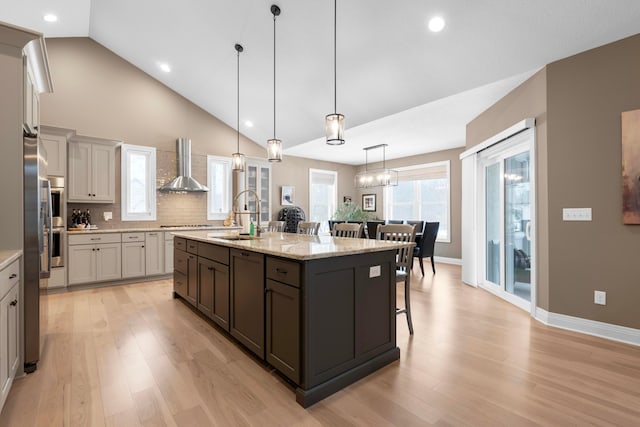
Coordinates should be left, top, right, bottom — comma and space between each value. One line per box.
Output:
172, 230, 414, 261
0, 250, 22, 270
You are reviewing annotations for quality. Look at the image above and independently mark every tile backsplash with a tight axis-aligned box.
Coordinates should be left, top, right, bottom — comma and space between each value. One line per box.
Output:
69, 149, 224, 229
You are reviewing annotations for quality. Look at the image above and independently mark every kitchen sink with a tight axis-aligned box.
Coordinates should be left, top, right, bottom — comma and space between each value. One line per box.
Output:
212, 234, 262, 241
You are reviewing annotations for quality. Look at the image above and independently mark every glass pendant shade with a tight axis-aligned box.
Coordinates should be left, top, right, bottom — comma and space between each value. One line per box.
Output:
325, 113, 345, 145
232, 152, 245, 172
267, 138, 282, 162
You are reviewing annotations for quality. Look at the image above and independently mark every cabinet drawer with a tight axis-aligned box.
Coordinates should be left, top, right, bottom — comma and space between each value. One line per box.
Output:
198, 243, 229, 265
186, 240, 198, 255
266, 257, 301, 288
0, 259, 20, 298
174, 249, 188, 275
69, 233, 121, 245
174, 237, 186, 251
122, 232, 144, 242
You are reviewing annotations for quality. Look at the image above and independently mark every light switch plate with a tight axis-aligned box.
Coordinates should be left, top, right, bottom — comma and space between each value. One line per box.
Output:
594, 290, 606, 305
563, 208, 592, 221
103, 211, 113, 221
369, 265, 381, 278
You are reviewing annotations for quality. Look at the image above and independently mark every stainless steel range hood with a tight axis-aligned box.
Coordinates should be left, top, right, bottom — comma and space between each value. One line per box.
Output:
159, 138, 209, 192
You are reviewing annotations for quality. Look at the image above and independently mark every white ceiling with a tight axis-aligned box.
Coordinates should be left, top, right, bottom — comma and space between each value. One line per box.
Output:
3, 1, 640, 165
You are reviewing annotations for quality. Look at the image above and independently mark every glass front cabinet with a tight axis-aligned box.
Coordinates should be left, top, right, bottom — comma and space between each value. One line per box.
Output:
246, 158, 271, 223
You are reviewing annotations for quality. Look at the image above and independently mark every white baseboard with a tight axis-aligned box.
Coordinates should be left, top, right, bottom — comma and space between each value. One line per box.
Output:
434, 256, 462, 265
535, 308, 640, 347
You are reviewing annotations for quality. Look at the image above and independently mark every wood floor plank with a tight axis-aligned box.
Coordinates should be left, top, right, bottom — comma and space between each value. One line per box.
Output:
3, 264, 640, 426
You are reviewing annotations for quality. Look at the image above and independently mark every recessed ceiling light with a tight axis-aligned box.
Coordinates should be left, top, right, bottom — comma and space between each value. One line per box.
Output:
245, 120, 253, 128
159, 63, 171, 73
428, 16, 445, 32
43, 14, 58, 22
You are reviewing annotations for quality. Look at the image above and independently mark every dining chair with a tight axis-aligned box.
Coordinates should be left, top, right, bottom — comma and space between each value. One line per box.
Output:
406, 220, 424, 237
267, 220, 285, 232
297, 221, 320, 235
328, 220, 345, 233
332, 222, 362, 238
386, 219, 404, 225
414, 222, 439, 275
365, 220, 385, 239
377, 224, 417, 335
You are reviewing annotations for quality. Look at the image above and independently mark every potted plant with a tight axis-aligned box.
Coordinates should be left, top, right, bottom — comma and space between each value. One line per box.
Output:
332, 202, 373, 222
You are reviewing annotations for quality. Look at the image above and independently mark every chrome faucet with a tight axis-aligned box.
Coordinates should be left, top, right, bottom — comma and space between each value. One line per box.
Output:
233, 189, 261, 237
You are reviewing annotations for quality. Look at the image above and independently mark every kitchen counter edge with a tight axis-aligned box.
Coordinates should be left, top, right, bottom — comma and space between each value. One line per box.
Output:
0, 250, 22, 270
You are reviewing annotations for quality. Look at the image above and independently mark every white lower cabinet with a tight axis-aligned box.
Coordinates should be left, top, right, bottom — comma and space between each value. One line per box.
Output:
0, 257, 20, 411
68, 233, 122, 285
164, 232, 174, 273
145, 232, 164, 276
122, 233, 145, 278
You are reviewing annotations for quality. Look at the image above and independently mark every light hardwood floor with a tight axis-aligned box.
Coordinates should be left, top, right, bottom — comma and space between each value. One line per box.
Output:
2, 264, 640, 426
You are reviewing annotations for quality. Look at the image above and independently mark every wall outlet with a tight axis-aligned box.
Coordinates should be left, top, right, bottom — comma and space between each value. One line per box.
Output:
594, 290, 606, 305
103, 211, 113, 221
369, 265, 381, 278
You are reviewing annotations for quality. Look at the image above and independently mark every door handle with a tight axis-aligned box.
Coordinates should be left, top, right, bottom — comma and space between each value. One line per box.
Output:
9, 273, 17, 279
275, 268, 288, 274
525, 221, 531, 241
10, 299, 17, 307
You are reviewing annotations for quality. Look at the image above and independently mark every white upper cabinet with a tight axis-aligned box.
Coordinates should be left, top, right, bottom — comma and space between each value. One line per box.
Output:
68, 136, 118, 203
245, 158, 271, 223
40, 133, 67, 177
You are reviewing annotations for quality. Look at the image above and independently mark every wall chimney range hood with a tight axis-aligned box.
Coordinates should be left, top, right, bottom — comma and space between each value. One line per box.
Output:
159, 138, 209, 192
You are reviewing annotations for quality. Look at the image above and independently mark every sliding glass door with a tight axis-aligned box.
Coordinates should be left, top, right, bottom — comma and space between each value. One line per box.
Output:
479, 129, 535, 312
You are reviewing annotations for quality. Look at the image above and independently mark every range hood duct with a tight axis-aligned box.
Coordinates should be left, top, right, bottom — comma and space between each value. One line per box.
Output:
159, 138, 209, 192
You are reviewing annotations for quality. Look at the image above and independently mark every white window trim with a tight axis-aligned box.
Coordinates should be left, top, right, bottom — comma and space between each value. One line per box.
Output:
309, 168, 338, 234
121, 144, 156, 221
383, 160, 451, 243
207, 155, 232, 220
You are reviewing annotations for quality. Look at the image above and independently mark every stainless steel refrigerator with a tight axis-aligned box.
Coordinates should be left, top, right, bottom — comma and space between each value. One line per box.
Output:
23, 125, 51, 373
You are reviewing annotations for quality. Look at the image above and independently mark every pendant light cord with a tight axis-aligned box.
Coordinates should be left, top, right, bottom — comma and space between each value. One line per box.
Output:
273, 11, 277, 139
237, 46, 240, 152
333, 0, 337, 114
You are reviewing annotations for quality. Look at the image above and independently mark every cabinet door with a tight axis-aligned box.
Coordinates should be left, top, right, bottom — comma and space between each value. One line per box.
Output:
68, 244, 96, 284
91, 144, 116, 202
0, 291, 9, 402
266, 279, 300, 383
198, 257, 229, 331
245, 160, 271, 223
186, 254, 198, 306
6, 284, 19, 381
24, 73, 33, 130
67, 141, 92, 202
40, 134, 66, 177
122, 242, 145, 278
96, 243, 122, 281
230, 249, 265, 358
145, 232, 164, 276
164, 237, 174, 273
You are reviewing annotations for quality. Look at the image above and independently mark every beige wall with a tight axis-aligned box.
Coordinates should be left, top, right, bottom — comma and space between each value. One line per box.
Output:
545, 33, 640, 329
355, 147, 464, 259
467, 33, 640, 330
466, 68, 549, 310
41, 37, 355, 226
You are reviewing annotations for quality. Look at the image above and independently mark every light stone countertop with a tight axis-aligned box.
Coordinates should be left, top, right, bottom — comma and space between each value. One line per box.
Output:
67, 226, 241, 234
0, 250, 22, 271
171, 230, 414, 261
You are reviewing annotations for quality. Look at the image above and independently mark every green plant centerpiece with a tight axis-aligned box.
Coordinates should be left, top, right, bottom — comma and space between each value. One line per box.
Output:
332, 201, 373, 221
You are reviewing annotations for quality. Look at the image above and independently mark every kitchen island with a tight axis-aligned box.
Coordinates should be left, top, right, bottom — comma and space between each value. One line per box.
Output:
171, 230, 413, 408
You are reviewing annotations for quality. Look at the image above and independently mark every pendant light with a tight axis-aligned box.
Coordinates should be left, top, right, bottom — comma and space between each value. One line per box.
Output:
232, 43, 246, 172
325, 0, 345, 145
354, 144, 398, 188
267, 4, 283, 162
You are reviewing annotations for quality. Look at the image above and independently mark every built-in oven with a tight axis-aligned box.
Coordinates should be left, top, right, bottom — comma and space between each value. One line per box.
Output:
49, 177, 65, 267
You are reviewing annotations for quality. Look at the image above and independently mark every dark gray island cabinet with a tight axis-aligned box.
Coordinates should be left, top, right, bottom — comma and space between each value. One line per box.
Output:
172, 232, 405, 407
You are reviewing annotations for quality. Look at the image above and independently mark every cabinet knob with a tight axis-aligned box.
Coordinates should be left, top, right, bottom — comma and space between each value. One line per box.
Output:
208, 267, 213, 271
92, 194, 96, 197
97, 248, 101, 251
9, 273, 17, 279
241, 252, 250, 257
10, 299, 17, 307
141, 245, 145, 248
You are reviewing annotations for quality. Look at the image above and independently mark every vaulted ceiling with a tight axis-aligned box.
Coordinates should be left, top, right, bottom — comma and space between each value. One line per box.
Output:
4, 1, 640, 164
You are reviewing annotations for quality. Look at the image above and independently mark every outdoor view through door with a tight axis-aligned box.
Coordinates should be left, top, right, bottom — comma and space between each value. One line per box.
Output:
481, 129, 534, 312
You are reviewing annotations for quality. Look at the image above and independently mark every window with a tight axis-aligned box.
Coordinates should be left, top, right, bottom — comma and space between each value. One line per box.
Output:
121, 144, 156, 221
384, 160, 450, 242
207, 155, 232, 220
309, 168, 338, 234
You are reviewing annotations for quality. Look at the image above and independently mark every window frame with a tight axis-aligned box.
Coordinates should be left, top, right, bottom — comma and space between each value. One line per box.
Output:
308, 168, 338, 234
383, 160, 451, 243
121, 144, 157, 221
207, 155, 232, 220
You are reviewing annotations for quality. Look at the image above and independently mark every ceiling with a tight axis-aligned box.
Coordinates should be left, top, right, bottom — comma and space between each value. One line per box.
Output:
4, 1, 640, 165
